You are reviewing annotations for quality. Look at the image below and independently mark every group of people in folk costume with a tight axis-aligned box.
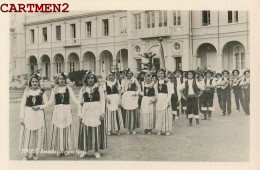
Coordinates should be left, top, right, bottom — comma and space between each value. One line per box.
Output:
19, 67, 250, 160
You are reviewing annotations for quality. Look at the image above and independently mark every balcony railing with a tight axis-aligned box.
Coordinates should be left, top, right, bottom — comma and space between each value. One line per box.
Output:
133, 27, 172, 39
63, 38, 81, 47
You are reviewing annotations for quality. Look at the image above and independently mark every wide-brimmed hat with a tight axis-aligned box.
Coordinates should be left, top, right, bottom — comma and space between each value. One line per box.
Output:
185, 70, 196, 78
215, 73, 222, 78
232, 69, 240, 75
204, 70, 213, 76
243, 69, 250, 75
173, 69, 183, 75
222, 70, 230, 75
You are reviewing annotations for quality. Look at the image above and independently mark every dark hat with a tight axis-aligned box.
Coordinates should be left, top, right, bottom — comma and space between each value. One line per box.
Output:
222, 70, 230, 75
232, 69, 240, 75
185, 70, 196, 78
204, 70, 213, 76
215, 73, 222, 78
173, 69, 183, 75
243, 69, 250, 75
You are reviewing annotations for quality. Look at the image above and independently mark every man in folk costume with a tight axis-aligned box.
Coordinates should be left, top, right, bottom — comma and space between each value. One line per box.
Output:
180, 70, 205, 127
215, 73, 223, 111
173, 69, 184, 119
168, 72, 179, 124
240, 70, 250, 115
231, 69, 245, 112
217, 70, 232, 116
197, 74, 205, 115
201, 70, 216, 120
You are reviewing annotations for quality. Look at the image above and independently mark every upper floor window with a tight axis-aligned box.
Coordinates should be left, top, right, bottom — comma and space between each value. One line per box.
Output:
42, 27, 47, 42
86, 21, 91, 38
146, 11, 155, 28
202, 11, 211, 26
56, 25, 61, 40
134, 14, 141, 30
102, 19, 109, 36
30, 29, 34, 43
120, 17, 127, 34
70, 24, 76, 39
159, 11, 167, 27
134, 45, 141, 53
173, 11, 181, 26
228, 11, 238, 23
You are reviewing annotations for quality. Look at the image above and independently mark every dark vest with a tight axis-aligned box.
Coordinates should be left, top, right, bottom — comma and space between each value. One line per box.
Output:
243, 78, 250, 90
183, 79, 200, 97
55, 88, 70, 105
83, 87, 100, 102
144, 86, 155, 97
106, 82, 119, 95
204, 79, 215, 93
232, 78, 242, 90
158, 82, 168, 94
127, 82, 137, 91
25, 89, 45, 107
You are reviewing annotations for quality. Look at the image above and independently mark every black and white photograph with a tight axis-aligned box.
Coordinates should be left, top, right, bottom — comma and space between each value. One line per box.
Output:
2, 0, 260, 169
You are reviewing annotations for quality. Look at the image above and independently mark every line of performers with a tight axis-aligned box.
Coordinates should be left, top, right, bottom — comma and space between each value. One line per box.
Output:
18, 68, 250, 160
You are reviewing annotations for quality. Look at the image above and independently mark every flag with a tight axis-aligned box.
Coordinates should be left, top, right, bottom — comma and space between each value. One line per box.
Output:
159, 38, 165, 69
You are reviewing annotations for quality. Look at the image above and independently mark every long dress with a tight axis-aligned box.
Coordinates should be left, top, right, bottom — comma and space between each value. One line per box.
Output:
19, 88, 48, 153
48, 86, 79, 152
121, 77, 140, 132
105, 81, 124, 133
78, 84, 107, 152
140, 82, 156, 130
155, 80, 173, 132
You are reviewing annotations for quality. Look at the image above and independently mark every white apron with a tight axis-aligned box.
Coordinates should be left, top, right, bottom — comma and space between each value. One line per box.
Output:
81, 102, 102, 127
122, 91, 138, 110
52, 105, 73, 128
106, 94, 120, 111
24, 107, 45, 130
156, 93, 169, 111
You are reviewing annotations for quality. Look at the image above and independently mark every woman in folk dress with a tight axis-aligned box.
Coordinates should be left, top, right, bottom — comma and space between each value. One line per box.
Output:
140, 72, 157, 135
48, 73, 79, 156
105, 71, 124, 135
19, 74, 48, 160
121, 68, 141, 134
155, 69, 173, 136
78, 71, 107, 158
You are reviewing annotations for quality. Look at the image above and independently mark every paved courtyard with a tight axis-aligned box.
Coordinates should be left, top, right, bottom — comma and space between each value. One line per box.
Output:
9, 92, 249, 161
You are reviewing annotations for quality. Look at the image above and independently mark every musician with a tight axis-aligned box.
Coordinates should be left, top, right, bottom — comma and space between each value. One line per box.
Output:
215, 73, 223, 111
173, 69, 184, 119
197, 74, 204, 115
218, 70, 232, 116
180, 70, 204, 127
201, 70, 216, 120
231, 69, 245, 112
240, 70, 250, 115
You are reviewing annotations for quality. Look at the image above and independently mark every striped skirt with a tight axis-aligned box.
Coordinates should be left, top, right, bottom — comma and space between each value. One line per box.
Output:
50, 124, 75, 152
19, 125, 47, 153
105, 108, 124, 132
140, 96, 155, 130
155, 107, 173, 132
78, 120, 107, 152
123, 108, 140, 131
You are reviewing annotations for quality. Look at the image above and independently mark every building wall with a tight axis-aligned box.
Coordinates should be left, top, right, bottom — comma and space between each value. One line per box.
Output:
20, 10, 250, 80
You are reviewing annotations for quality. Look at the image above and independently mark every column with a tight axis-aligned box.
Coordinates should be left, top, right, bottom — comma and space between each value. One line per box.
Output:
216, 53, 223, 72
112, 59, 117, 71
50, 62, 55, 81
95, 59, 101, 76
79, 60, 83, 70
64, 61, 68, 73
38, 62, 42, 75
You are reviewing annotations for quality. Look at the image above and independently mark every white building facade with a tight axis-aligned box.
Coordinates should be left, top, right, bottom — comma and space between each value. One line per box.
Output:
19, 10, 250, 80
